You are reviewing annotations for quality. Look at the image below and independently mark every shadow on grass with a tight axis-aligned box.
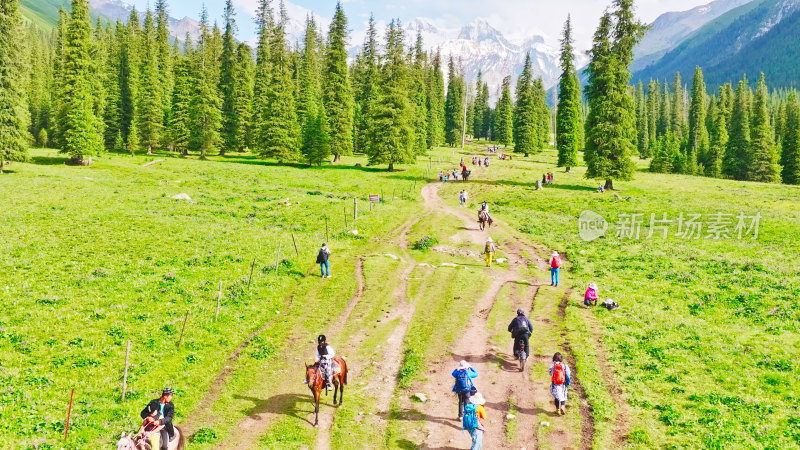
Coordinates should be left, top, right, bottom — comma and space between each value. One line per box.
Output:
465, 178, 597, 192
232, 393, 315, 426
378, 409, 461, 432
30, 155, 69, 166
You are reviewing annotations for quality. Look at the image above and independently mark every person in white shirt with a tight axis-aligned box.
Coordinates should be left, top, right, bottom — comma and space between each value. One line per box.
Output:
315, 334, 336, 388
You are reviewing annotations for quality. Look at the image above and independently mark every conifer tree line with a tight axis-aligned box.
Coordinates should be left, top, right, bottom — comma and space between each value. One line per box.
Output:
2, 0, 567, 171
640, 68, 799, 184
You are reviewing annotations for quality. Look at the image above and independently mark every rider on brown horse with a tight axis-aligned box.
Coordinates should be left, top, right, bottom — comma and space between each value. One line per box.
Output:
140, 388, 175, 450
314, 335, 336, 389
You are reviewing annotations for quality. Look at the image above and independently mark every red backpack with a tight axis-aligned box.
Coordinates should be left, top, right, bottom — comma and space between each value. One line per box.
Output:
552, 362, 566, 384
551, 257, 561, 269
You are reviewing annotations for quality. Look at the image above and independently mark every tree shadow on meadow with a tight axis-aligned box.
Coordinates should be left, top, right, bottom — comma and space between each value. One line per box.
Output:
232, 393, 316, 426
213, 155, 425, 181
464, 178, 597, 192
29, 155, 70, 166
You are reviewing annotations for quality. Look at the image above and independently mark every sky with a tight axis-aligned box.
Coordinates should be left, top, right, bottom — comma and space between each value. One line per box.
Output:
128, 0, 710, 52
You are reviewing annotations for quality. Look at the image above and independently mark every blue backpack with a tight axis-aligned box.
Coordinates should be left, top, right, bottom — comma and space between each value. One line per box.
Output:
462, 403, 479, 431
454, 369, 473, 393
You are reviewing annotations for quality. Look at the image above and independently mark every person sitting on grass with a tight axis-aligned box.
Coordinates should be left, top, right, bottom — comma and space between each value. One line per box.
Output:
584, 283, 598, 307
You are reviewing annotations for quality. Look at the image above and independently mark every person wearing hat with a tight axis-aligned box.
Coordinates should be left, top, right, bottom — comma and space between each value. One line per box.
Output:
549, 251, 562, 286
483, 237, 496, 267
316, 243, 331, 278
140, 387, 175, 450
452, 360, 478, 419
584, 283, 598, 307
466, 392, 487, 449
314, 334, 336, 389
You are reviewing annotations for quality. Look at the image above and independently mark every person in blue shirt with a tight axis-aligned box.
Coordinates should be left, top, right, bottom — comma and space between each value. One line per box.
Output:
451, 360, 478, 419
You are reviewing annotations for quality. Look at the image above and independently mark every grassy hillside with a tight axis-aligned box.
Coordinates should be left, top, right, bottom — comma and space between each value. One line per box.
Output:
21, 0, 69, 29
439, 145, 800, 448
0, 150, 419, 447
632, 0, 800, 88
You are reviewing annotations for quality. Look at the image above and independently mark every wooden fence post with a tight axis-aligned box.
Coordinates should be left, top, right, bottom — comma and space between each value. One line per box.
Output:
64, 388, 74, 439
215, 282, 222, 320
121, 340, 131, 401
291, 233, 299, 257
344, 207, 348, 229
274, 241, 283, 274
247, 258, 256, 289
354, 198, 358, 221
177, 310, 189, 348
325, 217, 329, 242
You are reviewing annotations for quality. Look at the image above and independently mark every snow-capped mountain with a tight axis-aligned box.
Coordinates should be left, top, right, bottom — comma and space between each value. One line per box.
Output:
403, 18, 566, 100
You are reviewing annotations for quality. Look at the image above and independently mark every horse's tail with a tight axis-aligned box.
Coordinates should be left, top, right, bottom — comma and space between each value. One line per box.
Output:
175, 425, 186, 450
339, 357, 348, 385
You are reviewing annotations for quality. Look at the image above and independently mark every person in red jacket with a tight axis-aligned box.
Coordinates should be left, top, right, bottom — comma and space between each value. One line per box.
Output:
549, 251, 561, 286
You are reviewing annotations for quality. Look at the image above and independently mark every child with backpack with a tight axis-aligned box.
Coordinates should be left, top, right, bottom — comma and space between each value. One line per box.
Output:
451, 360, 478, 419
549, 352, 572, 415
462, 391, 486, 450
584, 283, 598, 307
549, 251, 561, 286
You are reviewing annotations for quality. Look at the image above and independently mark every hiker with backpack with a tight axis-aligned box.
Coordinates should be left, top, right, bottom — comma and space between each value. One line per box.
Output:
316, 243, 331, 278
549, 352, 572, 415
451, 360, 478, 419
549, 251, 561, 286
462, 391, 486, 450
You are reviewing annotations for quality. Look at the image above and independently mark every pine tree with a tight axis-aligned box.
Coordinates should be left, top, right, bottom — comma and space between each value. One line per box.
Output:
657, 81, 670, 138
513, 54, 536, 156
0, 0, 30, 173
687, 66, 709, 175
120, 9, 141, 152
219, 0, 238, 155
480, 82, 491, 139
473, 72, 488, 139
352, 14, 378, 154
671, 72, 685, 140
298, 16, 329, 164
155, 0, 172, 147
189, 7, 222, 159
232, 42, 254, 150
781, 91, 800, 184
646, 79, 659, 145
749, 73, 780, 182
101, 22, 123, 151
60, 0, 103, 161
258, 1, 300, 162
426, 49, 445, 148
252, 0, 271, 157
494, 76, 513, 147
410, 31, 428, 155
323, 2, 353, 161
635, 81, 649, 158
723, 76, 751, 180
650, 132, 679, 173
444, 57, 464, 147
556, 15, 581, 170
365, 20, 415, 171
584, 1, 643, 190
706, 95, 728, 178
52, 9, 69, 146
533, 77, 550, 150
170, 36, 192, 155
139, 10, 163, 155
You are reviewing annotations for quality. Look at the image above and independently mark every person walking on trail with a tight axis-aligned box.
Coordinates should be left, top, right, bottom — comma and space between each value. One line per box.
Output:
463, 391, 486, 450
508, 308, 533, 358
483, 237, 496, 267
314, 334, 336, 389
484, 157, 489, 167
316, 243, 331, 278
452, 360, 478, 419
584, 283, 598, 307
549, 251, 561, 286
549, 352, 572, 415
459, 190, 469, 207
140, 388, 175, 450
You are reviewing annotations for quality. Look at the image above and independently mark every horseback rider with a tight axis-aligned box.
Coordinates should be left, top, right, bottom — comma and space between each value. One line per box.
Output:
315, 334, 336, 389
140, 388, 175, 450
508, 309, 533, 358
479, 201, 492, 222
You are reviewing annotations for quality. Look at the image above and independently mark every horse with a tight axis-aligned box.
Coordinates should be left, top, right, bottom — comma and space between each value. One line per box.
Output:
305, 356, 348, 426
116, 425, 185, 450
478, 210, 493, 231
462, 169, 471, 181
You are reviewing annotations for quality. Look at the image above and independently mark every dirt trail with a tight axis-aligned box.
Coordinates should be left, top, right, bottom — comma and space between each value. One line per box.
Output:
409, 183, 587, 449
313, 186, 437, 449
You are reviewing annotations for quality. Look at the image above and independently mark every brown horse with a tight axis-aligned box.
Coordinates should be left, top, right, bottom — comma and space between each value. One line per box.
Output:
478, 210, 493, 230
305, 357, 348, 426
